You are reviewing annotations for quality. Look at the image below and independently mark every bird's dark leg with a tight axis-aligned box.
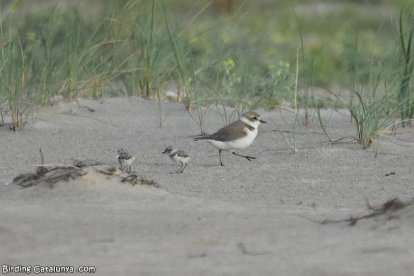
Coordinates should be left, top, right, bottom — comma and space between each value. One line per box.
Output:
232, 152, 256, 161
219, 149, 224, 166
177, 163, 186, 174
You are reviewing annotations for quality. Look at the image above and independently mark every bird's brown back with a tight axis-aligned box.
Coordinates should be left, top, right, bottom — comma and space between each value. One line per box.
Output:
197, 120, 253, 142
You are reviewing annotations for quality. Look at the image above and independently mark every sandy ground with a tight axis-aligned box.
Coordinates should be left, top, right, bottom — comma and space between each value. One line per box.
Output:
1, 97, 414, 275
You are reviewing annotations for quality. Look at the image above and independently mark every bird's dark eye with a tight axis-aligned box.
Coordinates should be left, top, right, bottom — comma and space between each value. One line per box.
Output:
253, 117, 258, 120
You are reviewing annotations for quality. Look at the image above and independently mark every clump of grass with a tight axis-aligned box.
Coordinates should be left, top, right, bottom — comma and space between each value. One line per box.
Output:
163, 0, 191, 104
0, 35, 37, 129
0, 0, 408, 132
349, 74, 397, 149
132, 0, 161, 98
0, 3, 123, 129
398, 8, 414, 126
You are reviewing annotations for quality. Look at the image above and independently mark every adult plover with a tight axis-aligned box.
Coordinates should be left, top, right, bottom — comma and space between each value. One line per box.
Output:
162, 146, 190, 173
117, 148, 135, 173
194, 111, 266, 166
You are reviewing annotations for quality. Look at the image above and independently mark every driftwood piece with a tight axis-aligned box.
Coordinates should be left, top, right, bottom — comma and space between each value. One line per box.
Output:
12, 160, 158, 188
73, 160, 105, 168
94, 165, 118, 175
120, 174, 159, 187
13, 166, 85, 188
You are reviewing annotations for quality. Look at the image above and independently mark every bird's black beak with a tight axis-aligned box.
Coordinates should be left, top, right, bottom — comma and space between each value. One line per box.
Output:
162, 150, 166, 154
260, 119, 267, 123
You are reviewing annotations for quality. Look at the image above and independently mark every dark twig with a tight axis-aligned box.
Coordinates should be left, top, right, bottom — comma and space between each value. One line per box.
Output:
304, 198, 413, 226
237, 242, 272, 256
39, 148, 44, 165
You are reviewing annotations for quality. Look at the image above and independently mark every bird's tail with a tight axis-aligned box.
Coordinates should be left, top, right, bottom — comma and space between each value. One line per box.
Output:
193, 135, 210, 141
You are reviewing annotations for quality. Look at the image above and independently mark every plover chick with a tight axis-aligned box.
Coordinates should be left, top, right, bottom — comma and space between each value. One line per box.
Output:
117, 148, 135, 173
162, 146, 190, 173
194, 111, 266, 166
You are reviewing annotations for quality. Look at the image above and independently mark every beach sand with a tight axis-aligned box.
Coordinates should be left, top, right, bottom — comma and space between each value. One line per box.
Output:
1, 97, 414, 275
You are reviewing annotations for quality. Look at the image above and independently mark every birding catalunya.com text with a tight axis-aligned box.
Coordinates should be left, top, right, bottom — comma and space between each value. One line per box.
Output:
2, 264, 96, 274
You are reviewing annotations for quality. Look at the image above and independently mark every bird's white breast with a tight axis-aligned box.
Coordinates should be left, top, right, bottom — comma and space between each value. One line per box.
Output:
170, 152, 190, 164
123, 157, 135, 166
207, 127, 258, 150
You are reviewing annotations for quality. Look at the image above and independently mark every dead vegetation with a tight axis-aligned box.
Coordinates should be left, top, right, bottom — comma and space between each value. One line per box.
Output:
317, 197, 414, 226
12, 160, 158, 188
